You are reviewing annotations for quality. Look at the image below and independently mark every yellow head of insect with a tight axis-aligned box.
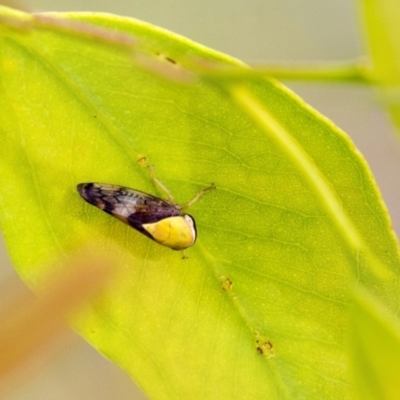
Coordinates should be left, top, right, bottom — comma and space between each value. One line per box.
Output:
142, 214, 196, 250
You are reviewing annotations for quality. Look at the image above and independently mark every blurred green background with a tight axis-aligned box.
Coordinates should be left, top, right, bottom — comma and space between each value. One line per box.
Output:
1, 1, 399, 399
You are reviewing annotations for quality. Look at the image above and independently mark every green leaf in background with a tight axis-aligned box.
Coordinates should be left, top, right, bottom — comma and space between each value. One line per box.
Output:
358, 0, 400, 128
1, 5, 400, 399
359, 0, 400, 84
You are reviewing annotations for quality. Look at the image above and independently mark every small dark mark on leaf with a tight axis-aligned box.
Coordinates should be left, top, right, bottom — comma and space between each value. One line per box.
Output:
165, 57, 177, 65
137, 156, 148, 166
255, 331, 274, 358
220, 276, 233, 292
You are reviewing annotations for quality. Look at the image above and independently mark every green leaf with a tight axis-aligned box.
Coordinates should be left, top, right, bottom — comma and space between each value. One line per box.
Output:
352, 286, 400, 400
359, 0, 400, 84
1, 6, 400, 399
358, 0, 400, 128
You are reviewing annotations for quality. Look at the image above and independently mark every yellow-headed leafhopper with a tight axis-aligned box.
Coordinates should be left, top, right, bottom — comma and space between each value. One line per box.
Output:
77, 178, 215, 252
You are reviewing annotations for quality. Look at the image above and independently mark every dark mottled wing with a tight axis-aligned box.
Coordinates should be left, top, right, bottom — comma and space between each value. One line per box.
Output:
77, 183, 182, 235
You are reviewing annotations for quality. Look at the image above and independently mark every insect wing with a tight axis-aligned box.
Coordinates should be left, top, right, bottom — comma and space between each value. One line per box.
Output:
77, 183, 182, 230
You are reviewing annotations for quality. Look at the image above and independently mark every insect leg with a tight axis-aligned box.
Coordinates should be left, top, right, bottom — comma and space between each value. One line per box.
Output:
181, 183, 216, 209
181, 250, 189, 259
148, 165, 175, 202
